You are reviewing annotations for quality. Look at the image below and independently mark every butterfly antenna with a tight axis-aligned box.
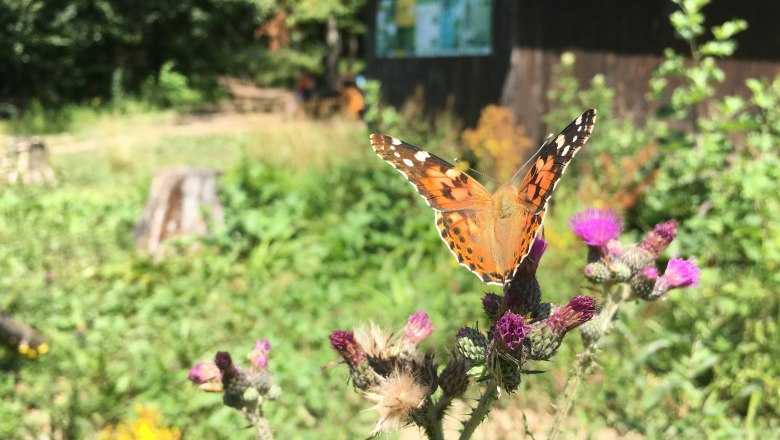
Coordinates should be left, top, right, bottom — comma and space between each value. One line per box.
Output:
455, 158, 498, 184
508, 133, 554, 183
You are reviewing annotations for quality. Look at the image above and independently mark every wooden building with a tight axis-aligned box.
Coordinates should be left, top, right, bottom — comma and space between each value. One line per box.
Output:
365, 0, 780, 140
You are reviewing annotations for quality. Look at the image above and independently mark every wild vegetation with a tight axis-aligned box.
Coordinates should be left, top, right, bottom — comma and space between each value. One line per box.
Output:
1, 0, 778, 438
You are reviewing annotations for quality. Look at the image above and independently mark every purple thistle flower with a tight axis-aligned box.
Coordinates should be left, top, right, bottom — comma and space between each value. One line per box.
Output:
661, 255, 700, 288
493, 311, 532, 353
188, 361, 221, 384
646, 255, 701, 300
402, 311, 434, 345
515, 234, 549, 279
639, 220, 678, 257
568, 208, 623, 246
546, 295, 597, 336
329, 330, 366, 367
248, 339, 271, 371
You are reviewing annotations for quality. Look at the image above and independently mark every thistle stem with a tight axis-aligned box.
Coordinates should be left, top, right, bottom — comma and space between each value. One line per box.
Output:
548, 283, 629, 440
244, 407, 273, 440
459, 381, 499, 440
420, 395, 452, 440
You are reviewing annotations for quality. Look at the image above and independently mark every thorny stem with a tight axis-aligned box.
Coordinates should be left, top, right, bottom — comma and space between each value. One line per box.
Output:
459, 381, 499, 440
417, 394, 453, 440
548, 283, 630, 440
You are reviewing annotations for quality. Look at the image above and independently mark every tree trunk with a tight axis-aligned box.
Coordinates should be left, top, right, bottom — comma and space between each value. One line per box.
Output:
325, 14, 342, 92
134, 167, 224, 257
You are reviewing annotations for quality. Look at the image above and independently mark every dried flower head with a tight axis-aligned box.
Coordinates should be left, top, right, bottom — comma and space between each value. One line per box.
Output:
364, 368, 429, 435
402, 311, 434, 346
492, 311, 531, 353
568, 208, 623, 246
354, 323, 393, 359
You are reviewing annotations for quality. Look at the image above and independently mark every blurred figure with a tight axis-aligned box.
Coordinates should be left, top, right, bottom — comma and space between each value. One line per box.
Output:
296, 70, 316, 102
339, 77, 365, 119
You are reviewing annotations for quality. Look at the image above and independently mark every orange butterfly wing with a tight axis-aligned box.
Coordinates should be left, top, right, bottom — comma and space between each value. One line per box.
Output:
518, 109, 597, 213
370, 134, 492, 210
370, 108, 596, 286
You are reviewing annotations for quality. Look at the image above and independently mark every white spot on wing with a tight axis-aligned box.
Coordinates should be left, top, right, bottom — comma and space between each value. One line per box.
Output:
392, 138, 402, 146
390, 145, 396, 150
561, 145, 570, 156
403, 158, 414, 167
555, 135, 565, 149
394, 152, 401, 158
576, 115, 583, 125
414, 151, 430, 162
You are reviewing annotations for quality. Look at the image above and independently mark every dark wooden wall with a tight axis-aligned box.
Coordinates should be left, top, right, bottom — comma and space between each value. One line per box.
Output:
365, 0, 780, 141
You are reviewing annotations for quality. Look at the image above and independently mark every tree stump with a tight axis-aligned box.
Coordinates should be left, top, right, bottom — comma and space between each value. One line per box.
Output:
1, 136, 57, 185
0, 313, 48, 358
134, 167, 224, 257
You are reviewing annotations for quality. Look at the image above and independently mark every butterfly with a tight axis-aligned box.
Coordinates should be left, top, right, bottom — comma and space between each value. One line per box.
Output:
370, 109, 597, 286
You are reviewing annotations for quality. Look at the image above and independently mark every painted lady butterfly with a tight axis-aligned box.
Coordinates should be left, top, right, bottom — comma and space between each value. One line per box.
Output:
371, 109, 596, 285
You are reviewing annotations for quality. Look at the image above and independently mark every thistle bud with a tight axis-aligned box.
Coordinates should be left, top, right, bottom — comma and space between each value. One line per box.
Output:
639, 220, 677, 256
455, 327, 487, 364
247, 339, 271, 372
329, 330, 366, 368
631, 266, 658, 299
439, 355, 470, 398
584, 261, 611, 283
609, 260, 632, 282
482, 293, 504, 321
525, 324, 559, 361
215, 352, 250, 409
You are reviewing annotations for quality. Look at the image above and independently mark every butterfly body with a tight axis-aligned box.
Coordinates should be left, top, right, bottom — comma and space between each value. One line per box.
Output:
371, 109, 596, 285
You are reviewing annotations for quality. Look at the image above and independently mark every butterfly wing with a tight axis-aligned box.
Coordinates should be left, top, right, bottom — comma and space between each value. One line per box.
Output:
370, 134, 492, 211
518, 109, 597, 213
494, 109, 596, 283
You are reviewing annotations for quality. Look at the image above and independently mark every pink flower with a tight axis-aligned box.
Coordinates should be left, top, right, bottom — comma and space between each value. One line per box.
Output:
568, 209, 623, 246
546, 295, 597, 336
402, 311, 434, 345
248, 339, 271, 371
188, 361, 221, 384
661, 255, 700, 288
